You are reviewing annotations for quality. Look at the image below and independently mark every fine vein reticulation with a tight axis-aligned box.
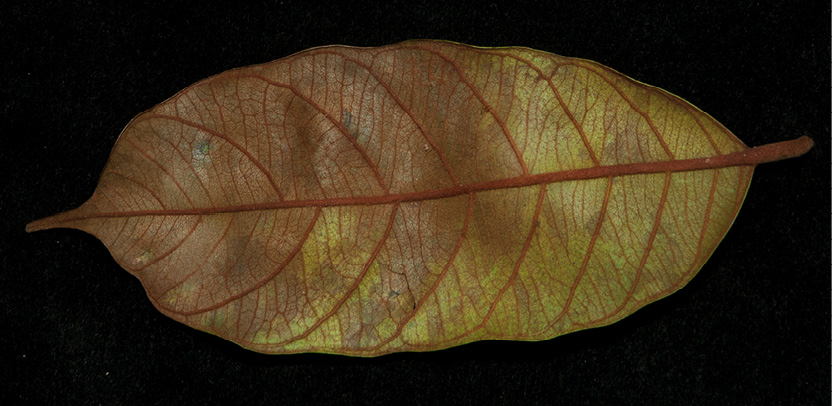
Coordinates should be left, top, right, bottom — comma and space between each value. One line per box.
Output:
27, 40, 812, 356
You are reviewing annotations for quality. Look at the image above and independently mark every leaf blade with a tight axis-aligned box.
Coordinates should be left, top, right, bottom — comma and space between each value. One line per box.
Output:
26, 41, 812, 356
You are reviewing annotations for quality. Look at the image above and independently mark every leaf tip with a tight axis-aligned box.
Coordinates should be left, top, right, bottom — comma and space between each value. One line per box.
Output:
26, 217, 53, 233
26, 210, 79, 233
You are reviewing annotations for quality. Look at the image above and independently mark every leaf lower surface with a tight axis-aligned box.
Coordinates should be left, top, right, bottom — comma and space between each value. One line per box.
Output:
26, 40, 813, 356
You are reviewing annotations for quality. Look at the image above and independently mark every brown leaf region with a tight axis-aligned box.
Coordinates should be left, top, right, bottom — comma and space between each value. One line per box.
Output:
27, 40, 813, 356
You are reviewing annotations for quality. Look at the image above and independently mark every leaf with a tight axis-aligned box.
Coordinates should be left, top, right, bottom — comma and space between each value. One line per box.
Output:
26, 40, 812, 356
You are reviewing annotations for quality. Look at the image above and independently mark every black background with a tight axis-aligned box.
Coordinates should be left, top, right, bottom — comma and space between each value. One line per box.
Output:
2, 1, 828, 404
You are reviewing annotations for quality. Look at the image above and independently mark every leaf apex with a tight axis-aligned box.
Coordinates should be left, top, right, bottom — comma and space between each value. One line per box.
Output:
26, 210, 79, 233
26, 216, 56, 233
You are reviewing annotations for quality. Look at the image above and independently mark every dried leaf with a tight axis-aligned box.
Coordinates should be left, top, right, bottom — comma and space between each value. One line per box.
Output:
27, 41, 812, 356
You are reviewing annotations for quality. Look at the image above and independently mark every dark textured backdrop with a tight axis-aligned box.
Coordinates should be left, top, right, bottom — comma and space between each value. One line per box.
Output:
2, 1, 828, 404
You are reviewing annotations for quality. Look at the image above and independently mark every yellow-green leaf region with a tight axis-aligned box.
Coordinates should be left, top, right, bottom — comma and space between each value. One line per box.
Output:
27, 41, 812, 356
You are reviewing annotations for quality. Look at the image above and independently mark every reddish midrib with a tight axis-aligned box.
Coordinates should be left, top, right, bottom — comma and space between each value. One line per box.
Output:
24, 136, 813, 229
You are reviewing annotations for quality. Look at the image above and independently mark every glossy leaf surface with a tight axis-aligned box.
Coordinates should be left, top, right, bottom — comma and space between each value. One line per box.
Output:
27, 41, 812, 356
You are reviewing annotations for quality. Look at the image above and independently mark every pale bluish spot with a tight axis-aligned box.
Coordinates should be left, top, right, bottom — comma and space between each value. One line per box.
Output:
192, 140, 213, 167
133, 249, 153, 267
